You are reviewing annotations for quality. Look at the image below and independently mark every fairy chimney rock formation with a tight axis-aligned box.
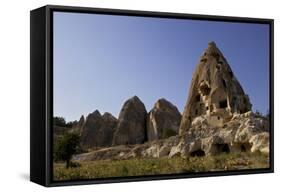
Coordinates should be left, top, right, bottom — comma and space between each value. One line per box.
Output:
179, 41, 252, 134
78, 115, 85, 127
112, 96, 147, 145
147, 98, 182, 141
81, 110, 117, 148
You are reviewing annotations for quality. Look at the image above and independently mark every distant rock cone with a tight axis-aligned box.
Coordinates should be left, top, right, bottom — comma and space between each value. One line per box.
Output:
147, 98, 181, 141
179, 42, 252, 134
112, 96, 147, 145
81, 110, 117, 148
78, 115, 85, 128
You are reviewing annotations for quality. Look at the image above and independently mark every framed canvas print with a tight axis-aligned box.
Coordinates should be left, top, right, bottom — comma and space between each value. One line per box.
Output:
30, 5, 274, 187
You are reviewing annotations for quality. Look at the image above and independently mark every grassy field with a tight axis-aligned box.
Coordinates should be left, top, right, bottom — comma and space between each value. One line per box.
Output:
53, 152, 269, 181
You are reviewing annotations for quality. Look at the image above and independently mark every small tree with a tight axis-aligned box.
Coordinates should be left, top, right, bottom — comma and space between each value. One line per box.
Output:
66, 120, 78, 128
53, 116, 66, 127
54, 132, 80, 168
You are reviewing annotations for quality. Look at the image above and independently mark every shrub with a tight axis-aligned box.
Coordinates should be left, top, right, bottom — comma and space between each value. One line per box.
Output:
53, 116, 66, 127
54, 132, 80, 168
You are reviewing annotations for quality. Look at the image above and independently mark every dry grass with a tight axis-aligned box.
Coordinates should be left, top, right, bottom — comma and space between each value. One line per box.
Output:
53, 152, 269, 181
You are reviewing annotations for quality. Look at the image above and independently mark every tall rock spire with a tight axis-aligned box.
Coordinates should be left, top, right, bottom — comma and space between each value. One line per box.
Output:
179, 42, 252, 135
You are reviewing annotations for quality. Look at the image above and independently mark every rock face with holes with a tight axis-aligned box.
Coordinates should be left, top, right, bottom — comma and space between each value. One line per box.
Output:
71, 42, 270, 162
112, 96, 147, 145
147, 98, 182, 141
74, 111, 270, 161
181, 111, 270, 156
81, 110, 118, 148
180, 41, 252, 134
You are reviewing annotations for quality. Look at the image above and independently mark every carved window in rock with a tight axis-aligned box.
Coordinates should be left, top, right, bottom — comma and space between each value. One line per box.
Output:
222, 79, 227, 88
241, 145, 246, 152
219, 99, 227, 108
210, 105, 213, 112
195, 95, 200, 102
190, 149, 205, 157
211, 52, 220, 61
243, 96, 249, 104
215, 143, 230, 153
216, 64, 221, 71
200, 58, 207, 63
229, 70, 234, 78
199, 83, 211, 96
200, 103, 205, 112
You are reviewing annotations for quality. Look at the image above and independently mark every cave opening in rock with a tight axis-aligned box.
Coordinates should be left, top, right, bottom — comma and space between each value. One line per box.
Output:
190, 149, 205, 157
201, 58, 207, 63
239, 142, 252, 152
219, 99, 227, 108
216, 64, 221, 70
222, 79, 227, 88
199, 83, 211, 96
215, 143, 230, 154
195, 95, 200, 102
229, 70, 233, 78
240, 144, 246, 152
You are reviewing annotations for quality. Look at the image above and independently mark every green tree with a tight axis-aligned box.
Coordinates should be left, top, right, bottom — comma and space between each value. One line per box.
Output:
65, 120, 78, 128
53, 116, 66, 127
54, 132, 80, 168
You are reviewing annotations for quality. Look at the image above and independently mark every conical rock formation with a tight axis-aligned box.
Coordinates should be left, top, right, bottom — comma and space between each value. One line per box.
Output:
72, 42, 269, 164
112, 96, 147, 145
180, 42, 252, 134
147, 98, 181, 141
81, 110, 117, 148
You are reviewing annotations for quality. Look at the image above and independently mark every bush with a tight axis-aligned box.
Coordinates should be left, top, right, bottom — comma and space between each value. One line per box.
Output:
53, 116, 66, 127
54, 132, 80, 168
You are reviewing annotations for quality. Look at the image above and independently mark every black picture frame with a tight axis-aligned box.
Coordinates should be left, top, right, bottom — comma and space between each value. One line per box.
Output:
30, 5, 274, 187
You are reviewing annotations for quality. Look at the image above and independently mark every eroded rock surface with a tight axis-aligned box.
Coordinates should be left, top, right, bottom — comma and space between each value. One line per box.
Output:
81, 110, 117, 148
147, 98, 182, 141
74, 112, 269, 161
180, 42, 252, 134
112, 96, 147, 145
72, 42, 270, 160
70, 42, 270, 162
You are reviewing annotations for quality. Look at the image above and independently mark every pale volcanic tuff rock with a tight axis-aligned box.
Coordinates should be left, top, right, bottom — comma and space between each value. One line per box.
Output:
81, 110, 117, 148
180, 42, 252, 134
147, 98, 182, 141
72, 115, 85, 134
112, 96, 147, 145
74, 112, 270, 161
71, 42, 269, 162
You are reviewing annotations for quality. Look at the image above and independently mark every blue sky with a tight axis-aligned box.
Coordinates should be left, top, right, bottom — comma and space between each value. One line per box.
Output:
53, 12, 270, 122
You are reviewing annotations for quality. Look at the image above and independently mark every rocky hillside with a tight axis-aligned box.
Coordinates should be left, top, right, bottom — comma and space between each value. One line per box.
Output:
55, 41, 270, 162
81, 110, 117, 148
73, 111, 269, 161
